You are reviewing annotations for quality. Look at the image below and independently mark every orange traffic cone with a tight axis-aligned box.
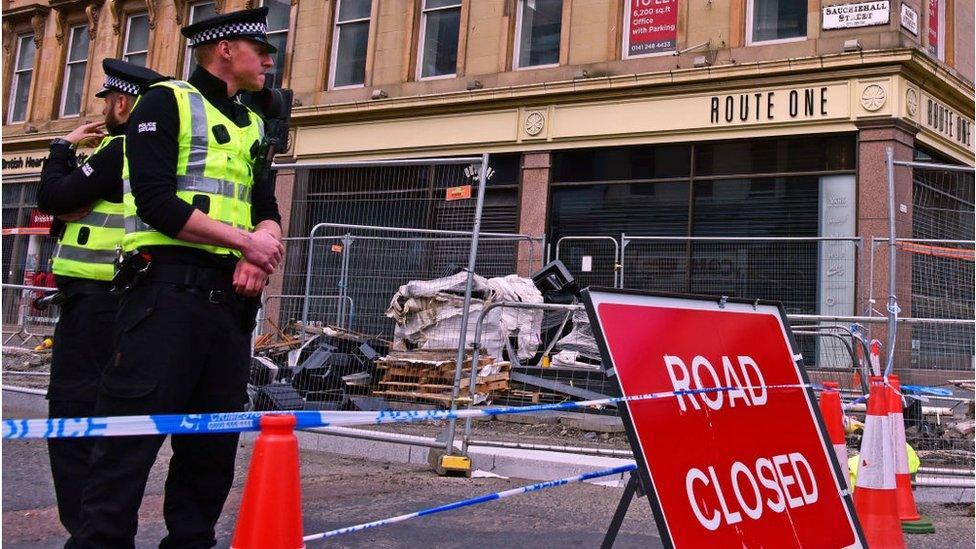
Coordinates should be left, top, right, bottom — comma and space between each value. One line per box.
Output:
231, 414, 305, 549
869, 340, 882, 375
853, 376, 905, 548
819, 382, 850, 489
888, 376, 936, 533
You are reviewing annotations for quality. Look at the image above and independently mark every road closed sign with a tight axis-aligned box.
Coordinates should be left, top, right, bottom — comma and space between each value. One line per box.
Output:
583, 289, 864, 548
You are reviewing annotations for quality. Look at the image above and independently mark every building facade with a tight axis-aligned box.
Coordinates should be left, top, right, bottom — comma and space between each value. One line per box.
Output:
3, 1, 974, 361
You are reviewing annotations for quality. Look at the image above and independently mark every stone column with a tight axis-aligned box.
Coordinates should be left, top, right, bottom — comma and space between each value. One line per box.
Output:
262, 168, 296, 335
855, 119, 918, 371
516, 152, 551, 277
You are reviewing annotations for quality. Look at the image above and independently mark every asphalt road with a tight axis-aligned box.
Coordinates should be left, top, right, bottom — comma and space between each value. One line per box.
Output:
2, 401, 972, 548
2, 411, 660, 548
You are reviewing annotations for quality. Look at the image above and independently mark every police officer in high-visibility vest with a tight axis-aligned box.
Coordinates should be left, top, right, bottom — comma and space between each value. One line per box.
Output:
76, 8, 284, 548
37, 59, 163, 542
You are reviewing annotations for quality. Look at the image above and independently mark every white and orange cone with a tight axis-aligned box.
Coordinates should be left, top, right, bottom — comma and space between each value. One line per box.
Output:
819, 381, 850, 489
888, 375, 935, 533
869, 340, 883, 376
853, 376, 905, 548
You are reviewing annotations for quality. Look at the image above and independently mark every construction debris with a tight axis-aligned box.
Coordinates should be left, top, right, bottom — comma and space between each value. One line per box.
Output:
373, 349, 510, 406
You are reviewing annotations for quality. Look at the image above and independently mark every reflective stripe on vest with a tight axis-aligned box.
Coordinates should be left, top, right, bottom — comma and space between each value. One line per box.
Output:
51, 135, 125, 282
121, 79, 262, 256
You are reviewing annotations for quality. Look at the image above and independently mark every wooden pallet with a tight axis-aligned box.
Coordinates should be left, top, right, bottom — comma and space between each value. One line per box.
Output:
373, 349, 510, 406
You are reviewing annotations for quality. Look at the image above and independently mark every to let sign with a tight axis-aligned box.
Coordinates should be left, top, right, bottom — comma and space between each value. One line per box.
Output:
624, 0, 677, 57
584, 290, 864, 548
822, 1, 890, 29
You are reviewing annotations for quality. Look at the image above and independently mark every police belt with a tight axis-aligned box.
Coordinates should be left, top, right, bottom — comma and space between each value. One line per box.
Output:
57, 278, 115, 298
146, 263, 241, 304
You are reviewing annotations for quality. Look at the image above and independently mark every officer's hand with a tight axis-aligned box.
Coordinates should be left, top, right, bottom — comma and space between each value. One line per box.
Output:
63, 121, 106, 146
57, 208, 92, 222
241, 229, 283, 274
233, 259, 268, 296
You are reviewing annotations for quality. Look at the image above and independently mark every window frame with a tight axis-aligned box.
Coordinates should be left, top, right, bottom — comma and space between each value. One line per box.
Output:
621, 0, 677, 59
59, 24, 90, 118
260, 0, 291, 88
122, 13, 150, 66
513, 0, 563, 71
929, 0, 946, 60
7, 33, 35, 124
745, 0, 808, 47
416, 0, 462, 81
329, 0, 373, 90
182, 1, 217, 79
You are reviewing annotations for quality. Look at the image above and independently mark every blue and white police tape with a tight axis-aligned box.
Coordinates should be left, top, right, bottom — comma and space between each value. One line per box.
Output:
303, 463, 639, 541
3, 383, 815, 440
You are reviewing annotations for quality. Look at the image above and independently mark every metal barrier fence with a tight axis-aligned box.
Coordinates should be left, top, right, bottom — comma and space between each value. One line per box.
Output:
2, 283, 58, 346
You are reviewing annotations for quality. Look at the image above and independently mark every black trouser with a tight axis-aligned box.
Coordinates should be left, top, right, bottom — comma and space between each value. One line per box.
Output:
75, 281, 253, 549
47, 288, 118, 541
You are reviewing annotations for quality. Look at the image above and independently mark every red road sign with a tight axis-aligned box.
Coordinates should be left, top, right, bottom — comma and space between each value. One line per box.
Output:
583, 290, 864, 548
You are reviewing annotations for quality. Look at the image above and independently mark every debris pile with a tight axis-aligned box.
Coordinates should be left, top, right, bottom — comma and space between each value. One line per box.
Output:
373, 349, 510, 405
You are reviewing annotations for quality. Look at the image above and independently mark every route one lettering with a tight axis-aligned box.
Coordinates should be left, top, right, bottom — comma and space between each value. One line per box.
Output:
686, 452, 819, 531
664, 354, 767, 411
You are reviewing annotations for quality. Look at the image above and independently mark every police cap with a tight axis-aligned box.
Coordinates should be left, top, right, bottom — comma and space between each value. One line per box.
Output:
180, 7, 277, 53
95, 59, 165, 98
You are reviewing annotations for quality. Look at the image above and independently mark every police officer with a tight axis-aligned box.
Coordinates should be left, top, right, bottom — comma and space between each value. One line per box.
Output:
37, 59, 163, 542
77, 8, 284, 548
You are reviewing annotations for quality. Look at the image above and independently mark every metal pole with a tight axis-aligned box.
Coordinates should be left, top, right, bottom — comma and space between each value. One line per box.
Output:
444, 153, 491, 454
337, 234, 353, 329
300, 227, 318, 335
885, 147, 898, 376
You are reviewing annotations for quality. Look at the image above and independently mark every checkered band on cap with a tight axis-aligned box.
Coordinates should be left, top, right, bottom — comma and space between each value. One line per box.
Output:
188, 21, 267, 46
105, 75, 140, 95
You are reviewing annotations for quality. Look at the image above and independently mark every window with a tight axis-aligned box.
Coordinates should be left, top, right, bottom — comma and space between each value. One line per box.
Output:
183, 2, 217, 78
514, 0, 562, 69
122, 14, 150, 66
927, 0, 945, 60
60, 25, 90, 117
418, 0, 461, 79
747, 0, 807, 44
330, 0, 372, 88
7, 34, 35, 123
259, 0, 291, 87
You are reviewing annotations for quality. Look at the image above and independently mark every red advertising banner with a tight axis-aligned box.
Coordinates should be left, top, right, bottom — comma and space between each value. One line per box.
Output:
927, 0, 940, 55
584, 290, 864, 548
625, 0, 677, 57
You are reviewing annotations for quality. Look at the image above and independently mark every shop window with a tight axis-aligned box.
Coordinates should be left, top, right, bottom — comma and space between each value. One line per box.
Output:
7, 34, 35, 123
183, 2, 217, 78
927, 0, 945, 60
418, 0, 462, 79
747, 0, 807, 45
552, 144, 691, 183
694, 134, 855, 176
330, 0, 373, 88
514, 0, 562, 69
60, 25, 90, 117
263, 0, 291, 87
122, 14, 150, 66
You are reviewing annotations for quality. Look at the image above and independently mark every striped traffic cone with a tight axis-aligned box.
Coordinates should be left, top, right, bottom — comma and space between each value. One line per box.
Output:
869, 340, 883, 375
888, 375, 935, 533
819, 382, 850, 489
231, 414, 305, 549
853, 376, 905, 548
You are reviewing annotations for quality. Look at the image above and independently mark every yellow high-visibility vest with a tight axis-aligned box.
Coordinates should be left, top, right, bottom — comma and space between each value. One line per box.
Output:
122, 80, 264, 256
51, 135, 125, 281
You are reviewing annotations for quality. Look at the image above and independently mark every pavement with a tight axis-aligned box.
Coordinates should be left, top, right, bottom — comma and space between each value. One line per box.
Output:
2, 392, 974, 548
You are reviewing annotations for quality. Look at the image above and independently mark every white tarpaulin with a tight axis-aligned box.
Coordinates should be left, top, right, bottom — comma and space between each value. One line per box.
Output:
385, 272, 543, 361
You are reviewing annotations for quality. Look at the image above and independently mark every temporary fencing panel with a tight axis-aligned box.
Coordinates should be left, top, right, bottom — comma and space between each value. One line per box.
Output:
554, 236, 620, 288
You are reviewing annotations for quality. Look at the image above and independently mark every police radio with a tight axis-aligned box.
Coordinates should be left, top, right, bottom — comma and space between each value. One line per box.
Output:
243, 86, 293, 189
